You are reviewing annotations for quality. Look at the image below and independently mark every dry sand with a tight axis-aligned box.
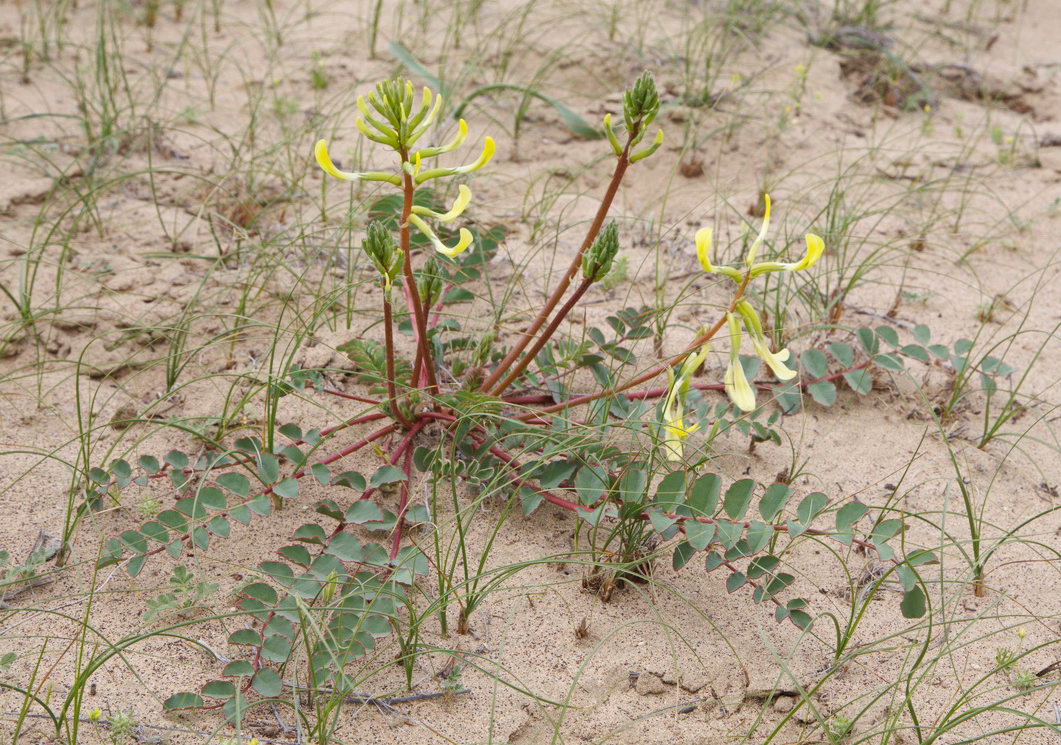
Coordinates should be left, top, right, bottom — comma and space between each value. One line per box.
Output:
1, 0, 1060, 743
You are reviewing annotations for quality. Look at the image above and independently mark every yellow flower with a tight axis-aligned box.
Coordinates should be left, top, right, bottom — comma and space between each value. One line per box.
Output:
695, 227, 743, 282
411, 184, 472, 223
748, 233, 824, 277
315, 78, 494, 190
724, 313, 756, 412
407, 214, 473, 259
415, 119, 469, 159
413, 136, 495, 184
736, 300, 796, 381
88, 708, 102, 722
314, 140, 401, 185
744, 193, 772, 265
660, 344, 710, 461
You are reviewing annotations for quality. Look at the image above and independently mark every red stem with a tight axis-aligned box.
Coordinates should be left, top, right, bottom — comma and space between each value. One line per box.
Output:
517, 274, 752, 421
479, 135, 635, 393
320, 388, 381, 406
489, 276, 595, 396
399, 153, 439, 397
388, 445, 416, 561
382, 292, 414, 427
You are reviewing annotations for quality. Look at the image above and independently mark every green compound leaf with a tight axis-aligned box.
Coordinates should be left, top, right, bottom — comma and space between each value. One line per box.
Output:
126, 555, 147, 577
574, 465, 609, 506
875, 325, 899, 347
796, 492, 827, 525
157, 510, 188, 533
672, 541, 696, 570
140, 521, 169, 543
197, 487, 226, 511
311, 464, 331, 485
333, 471, 366, 491
242, 582, 278, 605
726, 572, 747, 593
369, 465, 407, 489
191, 526, 209, 550
139, 455, 161, 474
164, 450, 188, 470
207, 515, 230, 538
654, 470, 687, 511
874, 353, 905, 371
258, 453, 280, 484
759, 483, 793, 522
272, 478, 299, 501
325, 532, 363, 561
229, 629, 260, 646
856, 327, 878, 354
835, 500, 868, 544
223, 661, 255, 677
345, 501, 384, 525
901, 344, 930, 363
714, 520, 743, 549
293, 524, 326, 545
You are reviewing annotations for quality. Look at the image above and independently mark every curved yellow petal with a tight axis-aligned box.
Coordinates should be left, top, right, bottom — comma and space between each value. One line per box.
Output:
790, 233, 824, 272
315, 139, 357, 181
454, 136, 495, 174
629, 128, 663, 163
724, 360, 757, 412
438, 227, 474, 258
744, 193, 771, 265
434, 118, 468, 155
408, 214, 473, 258
724, 312, 756, 412
411, 184, 472, 223
753, 338, 797, 381
695, 227, 714, 273
438, 184, 472, 222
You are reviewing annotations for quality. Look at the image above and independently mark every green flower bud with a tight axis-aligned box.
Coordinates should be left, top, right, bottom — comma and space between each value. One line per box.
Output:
356, 77, 441, 152
582, 221, 620, 282
623, 72, 660, 143
363, 221, 403, 289
416, 255, 445, 309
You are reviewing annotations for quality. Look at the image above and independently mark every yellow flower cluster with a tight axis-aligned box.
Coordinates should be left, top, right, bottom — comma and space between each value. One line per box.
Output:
314, 79, 494, 260
661, 194, 824, 459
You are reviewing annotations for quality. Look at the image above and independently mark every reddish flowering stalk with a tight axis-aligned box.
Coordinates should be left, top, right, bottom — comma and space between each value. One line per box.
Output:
480, 156, 632, 394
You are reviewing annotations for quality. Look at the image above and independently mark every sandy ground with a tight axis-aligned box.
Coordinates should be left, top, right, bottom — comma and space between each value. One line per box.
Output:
1, 0, 1060, 743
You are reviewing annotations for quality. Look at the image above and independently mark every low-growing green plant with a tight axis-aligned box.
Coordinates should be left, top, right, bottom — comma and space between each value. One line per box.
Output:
76, 73, 930, 730
143, 565, 219, 621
